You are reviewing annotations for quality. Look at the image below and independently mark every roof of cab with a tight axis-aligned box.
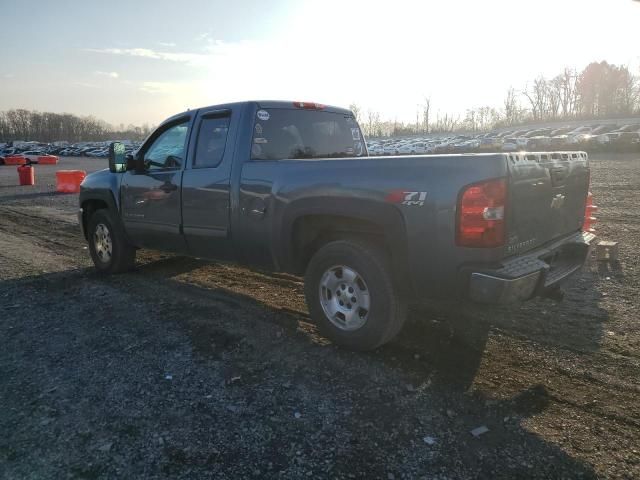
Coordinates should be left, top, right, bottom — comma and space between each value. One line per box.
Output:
160, 100, 352, 127
255, 100, 352, 115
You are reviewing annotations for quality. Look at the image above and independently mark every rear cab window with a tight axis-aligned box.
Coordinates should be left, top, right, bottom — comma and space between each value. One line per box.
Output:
251, 108, 366, 160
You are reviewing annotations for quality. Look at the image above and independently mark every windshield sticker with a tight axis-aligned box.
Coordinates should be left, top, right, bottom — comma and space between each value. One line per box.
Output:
257, 110, 270, 121
253, 137, 268, 144
254, 123, 263, 135
351, 128, 361, 141
346, 147, 354, 155
251, 144, 263, 157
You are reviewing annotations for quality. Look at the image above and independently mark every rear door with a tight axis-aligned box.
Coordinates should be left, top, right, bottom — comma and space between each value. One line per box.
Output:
181, 108, 236, 259
121, 117, 190, 252
506, 152, 589, 256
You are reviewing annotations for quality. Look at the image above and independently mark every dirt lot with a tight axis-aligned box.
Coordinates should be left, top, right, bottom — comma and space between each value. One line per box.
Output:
0, 155, 638, 479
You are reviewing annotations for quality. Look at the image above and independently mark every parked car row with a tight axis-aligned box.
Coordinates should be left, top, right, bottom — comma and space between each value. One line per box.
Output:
2, 120, 639, 164
0, 141, 141, 164
366, 122, 640, 156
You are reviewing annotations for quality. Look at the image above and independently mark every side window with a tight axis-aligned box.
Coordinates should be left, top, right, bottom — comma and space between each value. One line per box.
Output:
143, 121, 189, 170
194, 115, 231, 168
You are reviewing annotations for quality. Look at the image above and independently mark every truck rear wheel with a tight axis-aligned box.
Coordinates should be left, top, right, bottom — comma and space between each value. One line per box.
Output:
88, 209, 136, 274
304, 239, 406, 351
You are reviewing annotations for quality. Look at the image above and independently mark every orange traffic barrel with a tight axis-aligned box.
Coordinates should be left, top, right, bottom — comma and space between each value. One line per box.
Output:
56, 170, 86, 193
5, 155, 27, 166
17, 164, 35, 186
37, 155, 58, 165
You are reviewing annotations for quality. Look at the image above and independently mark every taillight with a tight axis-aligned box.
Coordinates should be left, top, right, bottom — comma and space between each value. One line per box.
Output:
293, 101, 325, 110
583, 192, 597, 233
456, 178, 507, 248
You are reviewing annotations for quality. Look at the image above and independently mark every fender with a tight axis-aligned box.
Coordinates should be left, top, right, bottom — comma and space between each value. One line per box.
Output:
79, 168, 122, 211
277, 196, 412, 292
78, 169, 122, 239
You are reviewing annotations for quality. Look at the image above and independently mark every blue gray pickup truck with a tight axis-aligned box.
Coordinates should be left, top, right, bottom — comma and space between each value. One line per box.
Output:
78, 100, 596, 350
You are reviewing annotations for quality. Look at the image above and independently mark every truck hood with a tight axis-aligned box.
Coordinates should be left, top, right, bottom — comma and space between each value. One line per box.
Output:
80, 168, 112, 190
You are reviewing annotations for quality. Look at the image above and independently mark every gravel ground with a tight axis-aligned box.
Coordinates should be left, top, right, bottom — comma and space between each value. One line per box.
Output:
0, 155, 638, 479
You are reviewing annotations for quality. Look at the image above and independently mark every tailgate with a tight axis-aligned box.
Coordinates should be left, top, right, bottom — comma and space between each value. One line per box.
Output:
506, 152, 590, 256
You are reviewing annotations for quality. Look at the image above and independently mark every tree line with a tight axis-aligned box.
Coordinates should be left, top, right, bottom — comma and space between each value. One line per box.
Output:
2, 60, 638, 142
0, 109, 154, 143
353, 61, 640, 137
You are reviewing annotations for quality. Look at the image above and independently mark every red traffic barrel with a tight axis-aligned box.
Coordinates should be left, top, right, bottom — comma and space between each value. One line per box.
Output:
17, 164, 35, 186
5, 155, 27, 166
56, 170, 86, 193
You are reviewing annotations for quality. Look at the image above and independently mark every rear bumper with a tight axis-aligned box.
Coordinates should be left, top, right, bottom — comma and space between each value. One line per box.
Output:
467, 231, 595, 303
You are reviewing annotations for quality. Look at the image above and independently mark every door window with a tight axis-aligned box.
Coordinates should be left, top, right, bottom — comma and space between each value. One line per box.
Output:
143, 121, 189, 170
193, 115, 231, 168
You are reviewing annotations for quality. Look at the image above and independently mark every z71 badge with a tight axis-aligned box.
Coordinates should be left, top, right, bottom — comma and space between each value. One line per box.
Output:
385, 190, 427, 206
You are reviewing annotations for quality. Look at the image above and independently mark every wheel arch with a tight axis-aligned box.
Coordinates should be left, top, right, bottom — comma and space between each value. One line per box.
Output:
278, 197, 412, 293
80, 191, 118, 240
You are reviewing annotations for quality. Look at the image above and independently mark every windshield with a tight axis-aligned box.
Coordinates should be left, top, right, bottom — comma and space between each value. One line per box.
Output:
251, 108, 366, 160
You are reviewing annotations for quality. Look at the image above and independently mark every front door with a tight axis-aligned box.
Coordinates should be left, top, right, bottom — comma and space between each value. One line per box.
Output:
121, 118, 190, 252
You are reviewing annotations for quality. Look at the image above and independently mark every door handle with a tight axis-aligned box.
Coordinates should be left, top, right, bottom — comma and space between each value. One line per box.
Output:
246, 198, 267, 218
160, 183, 178, 193
250, 206, 266, 217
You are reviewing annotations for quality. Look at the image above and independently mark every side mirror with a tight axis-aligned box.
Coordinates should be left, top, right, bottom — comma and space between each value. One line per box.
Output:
123, 152, 146, 173
133, 155, 146, 173
108, 142, 127, 173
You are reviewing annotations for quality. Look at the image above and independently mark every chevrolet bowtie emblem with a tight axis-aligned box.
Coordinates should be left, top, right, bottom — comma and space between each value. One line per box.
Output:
551, 194, 566, 209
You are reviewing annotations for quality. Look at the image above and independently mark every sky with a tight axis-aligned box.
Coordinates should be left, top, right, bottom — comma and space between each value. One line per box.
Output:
0, 0, 639, 126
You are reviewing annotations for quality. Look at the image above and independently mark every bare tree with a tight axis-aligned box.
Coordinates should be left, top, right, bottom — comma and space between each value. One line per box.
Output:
433, 112, 459, 133
349, 103, 361, 123
554, 68, 578, 117
364, 110, 382, 138
0, 112, 8, 140
422, 97, 431, 134
523, 76, 549, 121
547, 78, 561, 119
365, 110, 375, 137
615, 66, 638, 114
503, 87, 524, 126
464, 108, 477, 132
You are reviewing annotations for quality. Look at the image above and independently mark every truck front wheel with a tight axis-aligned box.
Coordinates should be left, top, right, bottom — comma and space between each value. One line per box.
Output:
87, 209, 136, 274
304, 239, 406, 351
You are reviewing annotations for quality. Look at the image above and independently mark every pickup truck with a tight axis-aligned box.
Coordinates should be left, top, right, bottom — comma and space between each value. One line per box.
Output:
79, 100, 596, 350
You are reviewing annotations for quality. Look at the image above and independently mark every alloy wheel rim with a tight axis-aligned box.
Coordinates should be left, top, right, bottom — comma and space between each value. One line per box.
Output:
93, 223, 113, 263
319, 265, 370, 331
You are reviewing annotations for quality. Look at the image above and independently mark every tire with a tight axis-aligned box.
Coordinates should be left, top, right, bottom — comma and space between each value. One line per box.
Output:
304, 239, 407, 351
87, 209, 136, 274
